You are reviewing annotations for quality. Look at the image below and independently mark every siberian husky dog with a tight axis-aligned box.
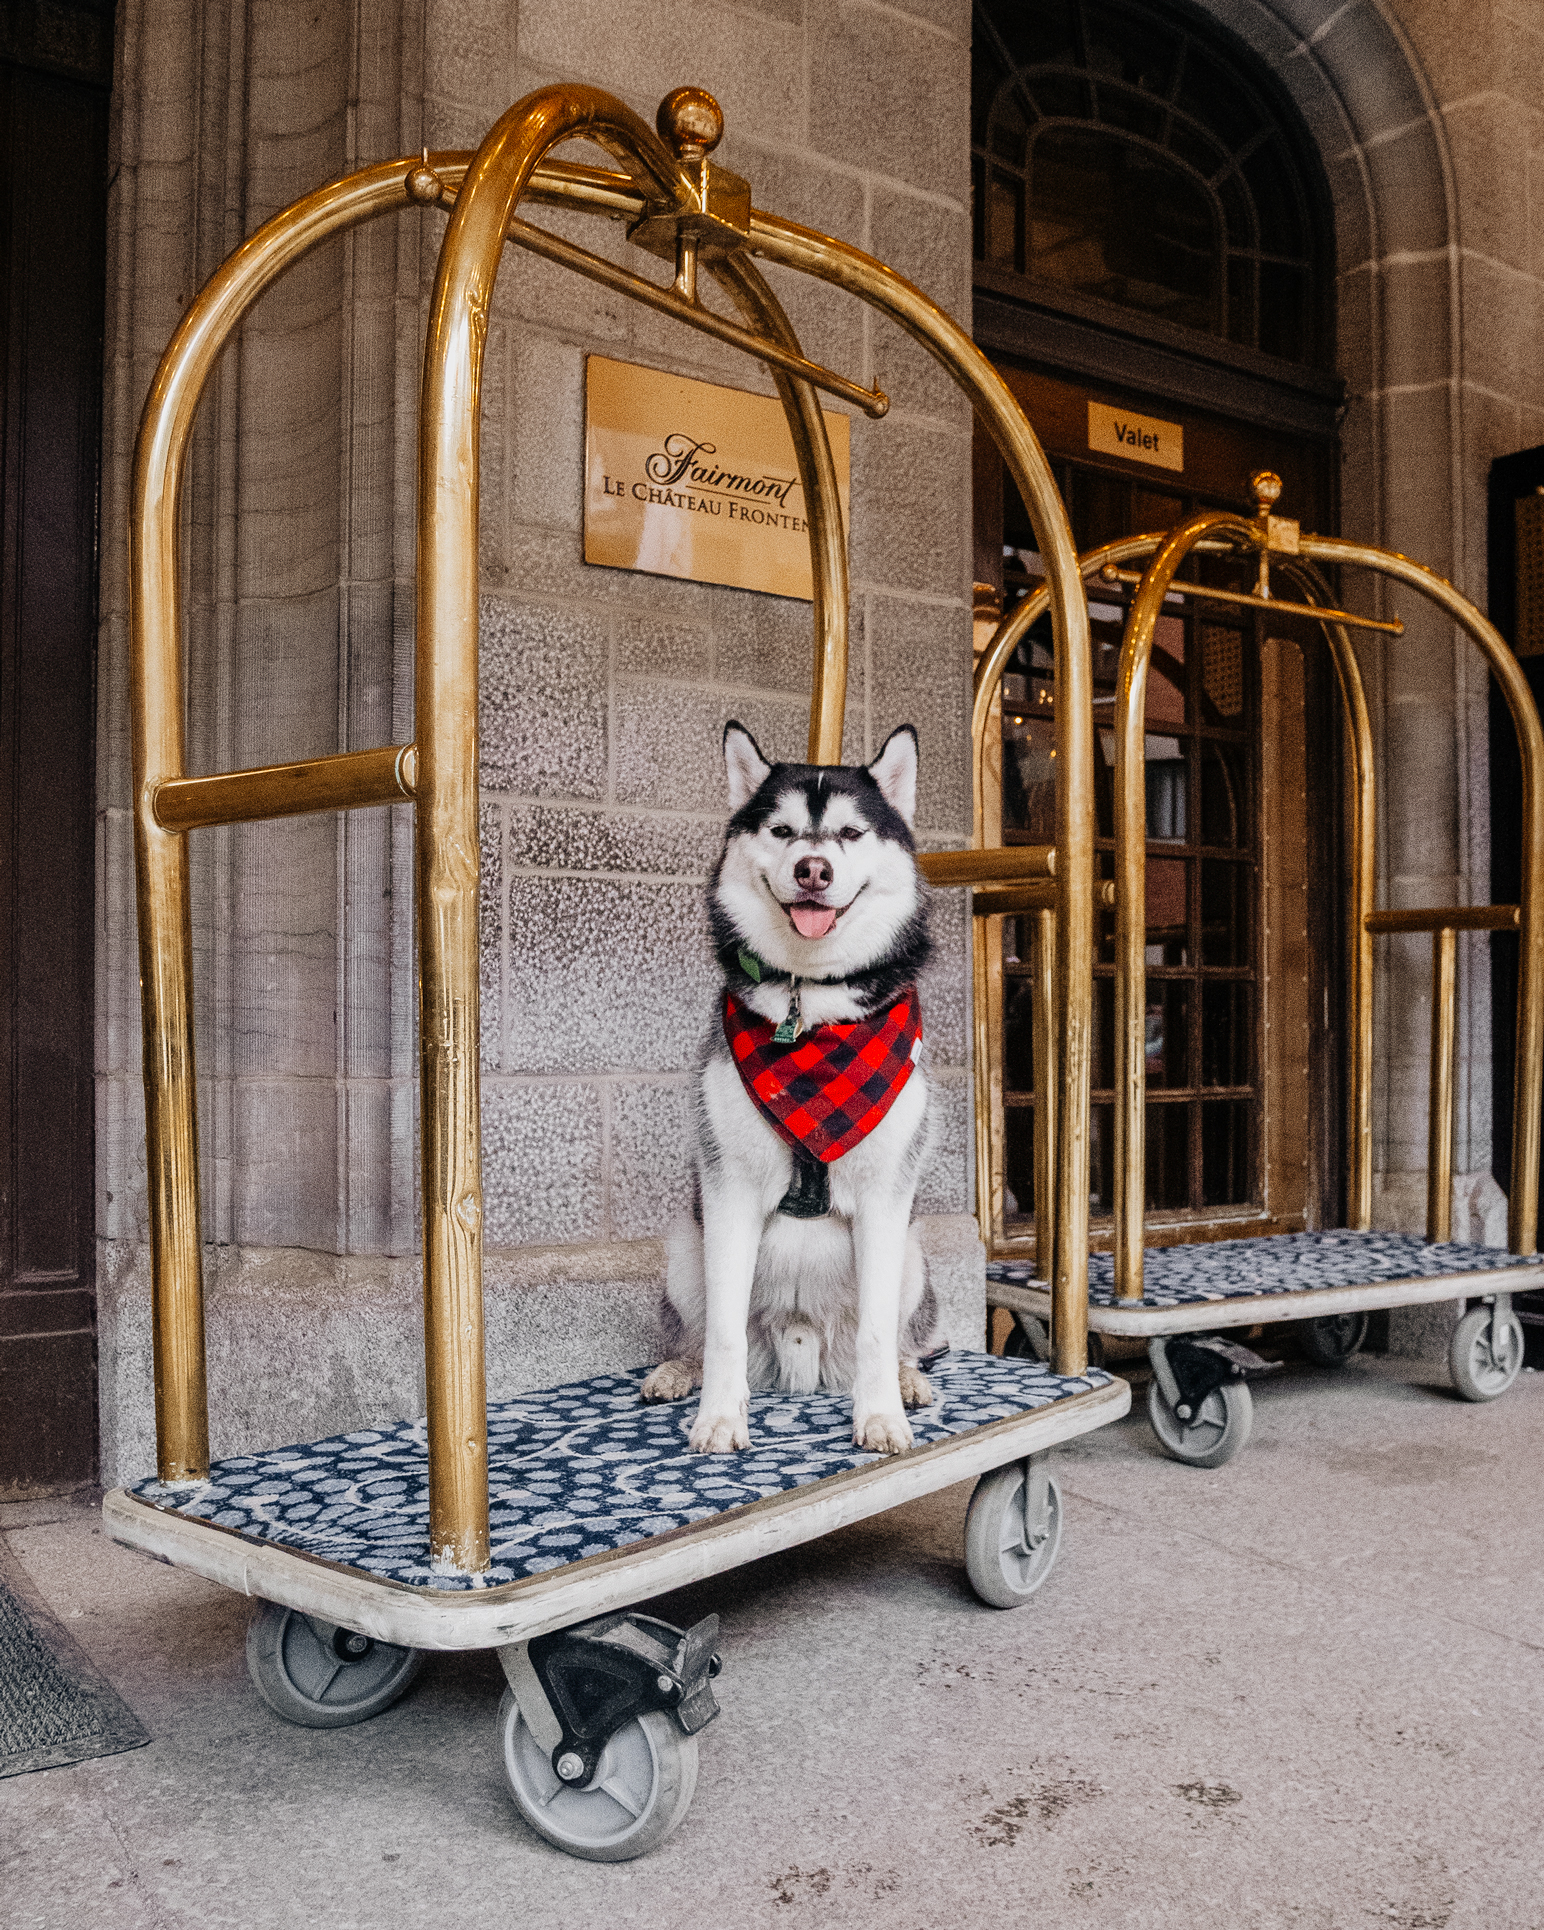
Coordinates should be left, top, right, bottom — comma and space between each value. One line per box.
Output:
641, 721, 939, 1455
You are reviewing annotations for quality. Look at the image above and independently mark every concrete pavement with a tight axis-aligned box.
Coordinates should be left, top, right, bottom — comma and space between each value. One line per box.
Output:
3, 1351, 1542, 1928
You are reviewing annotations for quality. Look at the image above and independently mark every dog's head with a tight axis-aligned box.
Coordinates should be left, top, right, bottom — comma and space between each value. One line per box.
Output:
709, 721, 929, 985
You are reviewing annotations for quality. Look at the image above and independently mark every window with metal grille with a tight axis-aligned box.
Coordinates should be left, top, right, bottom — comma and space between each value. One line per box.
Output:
972, 0, 1329, 365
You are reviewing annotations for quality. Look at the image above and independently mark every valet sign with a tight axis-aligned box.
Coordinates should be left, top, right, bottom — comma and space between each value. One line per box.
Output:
583, 355, 851, 600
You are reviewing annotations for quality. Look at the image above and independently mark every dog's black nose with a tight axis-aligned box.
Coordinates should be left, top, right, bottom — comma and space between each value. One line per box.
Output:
794, 855, 833, 892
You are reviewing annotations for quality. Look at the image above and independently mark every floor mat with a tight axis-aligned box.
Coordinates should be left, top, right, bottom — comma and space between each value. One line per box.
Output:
988, 1230, 1543, 1308
0, 1530, 149, 1778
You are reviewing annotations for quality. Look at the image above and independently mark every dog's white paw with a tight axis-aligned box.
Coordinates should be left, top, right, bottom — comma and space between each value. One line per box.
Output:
641, 1358, 699, 1403
897, 1364, 934, 1409
689, 1409, 751, 1454
854, 1410, 913, 1455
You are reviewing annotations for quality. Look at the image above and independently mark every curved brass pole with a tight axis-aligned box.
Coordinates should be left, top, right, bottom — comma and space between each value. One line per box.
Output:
1299, 536, 1544, 1255
131, 158, 442, 1485
966, 538, 1165, 1263
1112, 512, 1263, 1300
744, 214, 1095, 1375
415, 86, 712, 1572
1271, 554, 1377, 1231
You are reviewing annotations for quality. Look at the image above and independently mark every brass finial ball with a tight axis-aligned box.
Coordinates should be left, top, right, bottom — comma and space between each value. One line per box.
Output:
1250, 469, 1283, 512
657, 87, 724, 160
406, 163, 443, 206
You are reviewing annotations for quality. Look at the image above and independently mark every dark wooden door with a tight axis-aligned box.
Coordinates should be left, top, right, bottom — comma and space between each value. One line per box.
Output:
0, 26, 110, 1497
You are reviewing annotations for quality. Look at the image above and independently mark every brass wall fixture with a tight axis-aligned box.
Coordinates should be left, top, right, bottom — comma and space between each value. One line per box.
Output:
129, 85, 1096, 1575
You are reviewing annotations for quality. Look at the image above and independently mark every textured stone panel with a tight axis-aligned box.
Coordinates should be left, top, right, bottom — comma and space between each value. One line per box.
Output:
97, 1076, 150, 1244
1381, 254, 1455, 393
1459, 255, 1541, 405
916, 1211, 987, 1355
485, 524, 716, 619
229, 814, 341, 1079
617, 612, 713, 680
508, 803, 722, 877
1361, 128, 1451, 258
483, 1081, 604, 1243
225, 591, 343, 771
479, 596, 608, 798
613, 680, 806, 810
481, 802, 503, 1070
512, 332, 585, 534
1379, 388, 1457, 575
1312, 2, 1430, 138
509, 883, 721, 1080
518, 0, 804, 149
343, 1075, 414, 1258
808, 3, 970, 198
483, 1272, 667, 1400
867, 186, 974, 424
495, 200, 632, 340
503, 875, 716, 1073
918, 881, 969, 1069
424, 0, 523, 119
610, 1078, 697, 1238
1442, 93, 1533, 272
864, 594, 972, 835
713, 586, 821, 693
231, 1079, 342, 1251
915, 1068, 971, 1216
849, 416, 971, 600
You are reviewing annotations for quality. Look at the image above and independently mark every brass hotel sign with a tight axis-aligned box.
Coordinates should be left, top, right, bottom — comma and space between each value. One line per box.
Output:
583, 355, 851, 600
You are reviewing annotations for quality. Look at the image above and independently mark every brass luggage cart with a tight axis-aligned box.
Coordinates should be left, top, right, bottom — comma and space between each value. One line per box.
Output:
103, 83, 1129, 1859
977, 475, 1543, 1466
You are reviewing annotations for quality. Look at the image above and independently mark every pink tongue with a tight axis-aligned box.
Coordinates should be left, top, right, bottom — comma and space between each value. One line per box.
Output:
791, 902, 838, 939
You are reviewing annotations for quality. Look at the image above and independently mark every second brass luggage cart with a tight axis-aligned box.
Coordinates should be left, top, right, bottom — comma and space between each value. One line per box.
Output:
974, 475, 1543, 1466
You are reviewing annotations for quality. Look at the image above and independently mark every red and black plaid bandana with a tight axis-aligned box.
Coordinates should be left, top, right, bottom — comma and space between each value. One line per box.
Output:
724, 988, 923, 1162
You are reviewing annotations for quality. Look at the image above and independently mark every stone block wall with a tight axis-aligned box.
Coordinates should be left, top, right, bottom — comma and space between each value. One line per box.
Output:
97, 0, 979, 1477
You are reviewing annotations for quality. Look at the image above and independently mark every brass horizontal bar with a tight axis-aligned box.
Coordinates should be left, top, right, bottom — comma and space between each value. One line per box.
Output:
974, 880, 1114, 917
413, 166, 888, 420
1096, 564, 1404, 636
153, 743, 417, 833
505, 216, 887, 416
1365, 904, 1520, 934
918, 844, 1055, 888
524, 157, 648, 217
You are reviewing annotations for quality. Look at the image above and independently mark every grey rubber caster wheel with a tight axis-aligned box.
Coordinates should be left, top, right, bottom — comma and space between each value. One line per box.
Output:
1301, 1311, 1369, 1367
963, 1459, 1063, 1607
1147, 1374, 1252, 1467
498, 1689, 698, 1861
1449, 1304, 1525, 1402
246, 1601, 425, 1728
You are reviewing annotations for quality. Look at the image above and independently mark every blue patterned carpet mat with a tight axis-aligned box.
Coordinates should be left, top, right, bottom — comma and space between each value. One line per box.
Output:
989, 1230, 1542, 1310
128, 1351, 1108, 1593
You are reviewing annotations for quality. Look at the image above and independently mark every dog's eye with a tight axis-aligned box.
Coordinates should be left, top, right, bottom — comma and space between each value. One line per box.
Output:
838, 826, 865, 842
769, 824, 796, 840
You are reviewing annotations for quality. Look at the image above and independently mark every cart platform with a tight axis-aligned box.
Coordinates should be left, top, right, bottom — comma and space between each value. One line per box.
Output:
104, 1351, 1127, 1650
988, 1230, 1543, 1335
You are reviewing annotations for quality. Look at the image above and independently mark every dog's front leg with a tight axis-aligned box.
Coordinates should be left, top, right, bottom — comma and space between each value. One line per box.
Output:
851, 1205, 914, 1454
690, 1186, 761, 1453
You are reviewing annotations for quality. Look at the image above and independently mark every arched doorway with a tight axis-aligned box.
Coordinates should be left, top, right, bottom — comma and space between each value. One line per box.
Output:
970, 0, 1347, 1260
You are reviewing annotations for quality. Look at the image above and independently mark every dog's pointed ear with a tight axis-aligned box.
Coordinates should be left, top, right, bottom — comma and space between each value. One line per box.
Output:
723, 721, 772, 811
868, 725, 918, 827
